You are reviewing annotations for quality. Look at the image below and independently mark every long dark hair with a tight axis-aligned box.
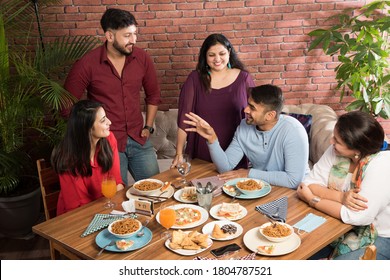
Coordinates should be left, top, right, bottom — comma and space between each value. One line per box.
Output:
51, 100, 113, 176
196, 33, 246, 92
336, 111, 384, 159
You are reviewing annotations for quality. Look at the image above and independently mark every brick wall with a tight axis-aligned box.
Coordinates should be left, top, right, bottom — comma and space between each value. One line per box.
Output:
39, 0, 390, 136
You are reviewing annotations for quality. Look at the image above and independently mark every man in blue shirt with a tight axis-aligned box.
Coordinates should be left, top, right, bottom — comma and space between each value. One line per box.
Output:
183, 84, 309, 189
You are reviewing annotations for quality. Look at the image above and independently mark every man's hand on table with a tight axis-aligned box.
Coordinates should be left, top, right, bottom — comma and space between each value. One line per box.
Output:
218, 169, 249, 181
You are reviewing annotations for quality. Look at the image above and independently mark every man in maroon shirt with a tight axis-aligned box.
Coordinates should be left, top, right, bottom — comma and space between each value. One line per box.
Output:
64, 8, 161, 185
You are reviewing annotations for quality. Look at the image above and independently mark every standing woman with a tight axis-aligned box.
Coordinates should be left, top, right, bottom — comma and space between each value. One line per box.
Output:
297, 111, 390, 259
171, 33, 255, 168
52, 100, 124, 215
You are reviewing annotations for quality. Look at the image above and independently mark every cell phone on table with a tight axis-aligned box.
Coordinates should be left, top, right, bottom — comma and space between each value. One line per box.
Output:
210, 243, 242, 258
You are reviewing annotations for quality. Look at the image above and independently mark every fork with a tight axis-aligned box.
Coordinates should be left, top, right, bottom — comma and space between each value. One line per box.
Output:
97, 240, 115, 256
231, 186, 243, 202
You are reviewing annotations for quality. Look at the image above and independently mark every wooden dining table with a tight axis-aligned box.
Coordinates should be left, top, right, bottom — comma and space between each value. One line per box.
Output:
32, 159, 352, 260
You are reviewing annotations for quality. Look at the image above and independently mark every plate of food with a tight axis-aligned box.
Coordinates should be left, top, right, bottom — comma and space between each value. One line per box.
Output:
156, 204, 209, 229
202, 221, 243, 241
243, 227, 301, 256
165, 229, 213, 256
95, 227, 152, 253
222, 178, 271, 199
209, 202, 247, 221
174, 186, 197, 203
126, 180, 174, 202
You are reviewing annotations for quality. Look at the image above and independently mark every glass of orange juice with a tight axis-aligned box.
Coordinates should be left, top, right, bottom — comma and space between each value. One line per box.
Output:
101, 175, 117, 209
159, 202, 176, 240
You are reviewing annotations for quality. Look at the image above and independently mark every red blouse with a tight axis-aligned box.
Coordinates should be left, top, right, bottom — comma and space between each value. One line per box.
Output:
56, 132, 122, 215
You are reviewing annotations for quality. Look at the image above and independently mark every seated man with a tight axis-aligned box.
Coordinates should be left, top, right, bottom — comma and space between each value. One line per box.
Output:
183, 84, 309, 189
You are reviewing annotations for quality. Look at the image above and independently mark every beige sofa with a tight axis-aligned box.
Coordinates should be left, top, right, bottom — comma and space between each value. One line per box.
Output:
130, 104, 338, 183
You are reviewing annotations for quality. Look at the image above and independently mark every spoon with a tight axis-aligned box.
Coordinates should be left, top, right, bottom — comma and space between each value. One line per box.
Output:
97, 240, 115, 256
137, 219, 150, 237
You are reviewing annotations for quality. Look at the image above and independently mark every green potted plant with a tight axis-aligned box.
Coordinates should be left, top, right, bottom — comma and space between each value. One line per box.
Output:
308, 0, 390, 119
0, 0, 99, 237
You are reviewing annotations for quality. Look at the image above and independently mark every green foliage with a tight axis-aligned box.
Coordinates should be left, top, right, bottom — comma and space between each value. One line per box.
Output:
0, 0, 100, 195
308, 1, 390, 119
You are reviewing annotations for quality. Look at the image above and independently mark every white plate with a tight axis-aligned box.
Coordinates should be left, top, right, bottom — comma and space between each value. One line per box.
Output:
156, 204, 209, 229
209, 203, 247, 221
165, 231, 213, 256
126, 185, 174, 203
243, 227, 301, 256
223, 178, 272, 199
202, 221, 243, 241
173, 189, 197, 203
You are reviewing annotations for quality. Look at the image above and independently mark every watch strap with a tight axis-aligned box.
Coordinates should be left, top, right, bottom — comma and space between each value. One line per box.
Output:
143, 125, 154, 134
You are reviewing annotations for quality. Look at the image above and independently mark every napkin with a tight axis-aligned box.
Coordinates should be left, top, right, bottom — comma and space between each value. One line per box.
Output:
255, 196, 288, 223
293, 213, 326, 233
122, 199, 136, 213
191, 175, 224, 197
193, 253, 256, 260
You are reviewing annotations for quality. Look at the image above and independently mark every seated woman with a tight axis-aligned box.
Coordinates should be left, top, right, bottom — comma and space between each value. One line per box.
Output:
51, 100, 124, 215
297, 110, 390, 260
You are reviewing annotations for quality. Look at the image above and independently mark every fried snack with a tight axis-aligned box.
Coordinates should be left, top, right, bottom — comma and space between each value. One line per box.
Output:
171, 230, 186, 244
160, 181, 171, 192
263, 223, 292, 238
257, 245, 275, 254
116, 239, 134, 250
180, 186, 197, 201
211, 224, 227, 239
169, 230, 209, 250
111, 218, 140, 235
237, 179, 263, 191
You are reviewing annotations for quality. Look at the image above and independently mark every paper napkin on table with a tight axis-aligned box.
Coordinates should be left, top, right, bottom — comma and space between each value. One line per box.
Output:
293, 213, 326, 233
122, 199, 136, 213
191, 175, 224, 197
255, 196, 288, 223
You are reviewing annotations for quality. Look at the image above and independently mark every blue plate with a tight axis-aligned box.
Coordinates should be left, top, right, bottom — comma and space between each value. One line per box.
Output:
95, 228, 152, 252
222, 178, 272, 199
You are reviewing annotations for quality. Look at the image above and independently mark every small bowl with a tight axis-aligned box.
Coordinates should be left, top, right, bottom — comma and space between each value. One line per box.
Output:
235, 179, 264, 195
108, 218, 142, 239
133, 178, 164, 196
259, 222, 294, 243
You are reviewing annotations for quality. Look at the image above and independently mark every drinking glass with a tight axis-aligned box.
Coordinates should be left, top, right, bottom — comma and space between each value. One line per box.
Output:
159, 202, 176, 240
101, 175, 117, 209
176, 154, 191, 186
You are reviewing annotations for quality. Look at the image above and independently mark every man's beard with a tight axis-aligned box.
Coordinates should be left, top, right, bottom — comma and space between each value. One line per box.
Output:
113, 41, 133, 56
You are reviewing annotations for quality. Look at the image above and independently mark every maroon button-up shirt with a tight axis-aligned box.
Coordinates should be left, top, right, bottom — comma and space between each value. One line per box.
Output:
64, 43, 161, 151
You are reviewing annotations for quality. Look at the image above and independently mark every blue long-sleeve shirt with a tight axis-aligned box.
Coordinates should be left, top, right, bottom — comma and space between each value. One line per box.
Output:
208, 114, 310, 189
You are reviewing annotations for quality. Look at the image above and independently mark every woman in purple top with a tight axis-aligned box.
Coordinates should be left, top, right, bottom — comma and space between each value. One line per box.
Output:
171, 34, 255, 169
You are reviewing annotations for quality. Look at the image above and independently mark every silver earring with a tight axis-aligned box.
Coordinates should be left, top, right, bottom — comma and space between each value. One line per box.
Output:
354, 154, 360, 159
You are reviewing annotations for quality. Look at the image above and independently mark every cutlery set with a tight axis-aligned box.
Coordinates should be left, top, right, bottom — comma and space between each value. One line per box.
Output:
196, 182, 218, 194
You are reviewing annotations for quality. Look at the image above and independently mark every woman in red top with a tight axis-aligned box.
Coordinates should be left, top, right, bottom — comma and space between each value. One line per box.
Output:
51, 100, 124, 215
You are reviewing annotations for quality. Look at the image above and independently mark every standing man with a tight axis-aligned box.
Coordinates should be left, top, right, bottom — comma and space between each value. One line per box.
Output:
64, 8, 160, 185
184, 84, 310, 189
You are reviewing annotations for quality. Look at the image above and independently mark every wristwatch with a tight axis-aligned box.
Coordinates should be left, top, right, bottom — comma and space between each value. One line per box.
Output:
310, 196, 321, 207
143, 125, 154, 134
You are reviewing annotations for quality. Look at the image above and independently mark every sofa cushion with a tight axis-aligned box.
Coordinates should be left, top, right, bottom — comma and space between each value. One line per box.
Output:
282, 112, 313, 138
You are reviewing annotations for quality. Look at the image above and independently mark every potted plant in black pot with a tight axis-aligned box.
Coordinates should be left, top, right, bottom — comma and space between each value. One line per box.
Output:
0, 0, 99, 237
